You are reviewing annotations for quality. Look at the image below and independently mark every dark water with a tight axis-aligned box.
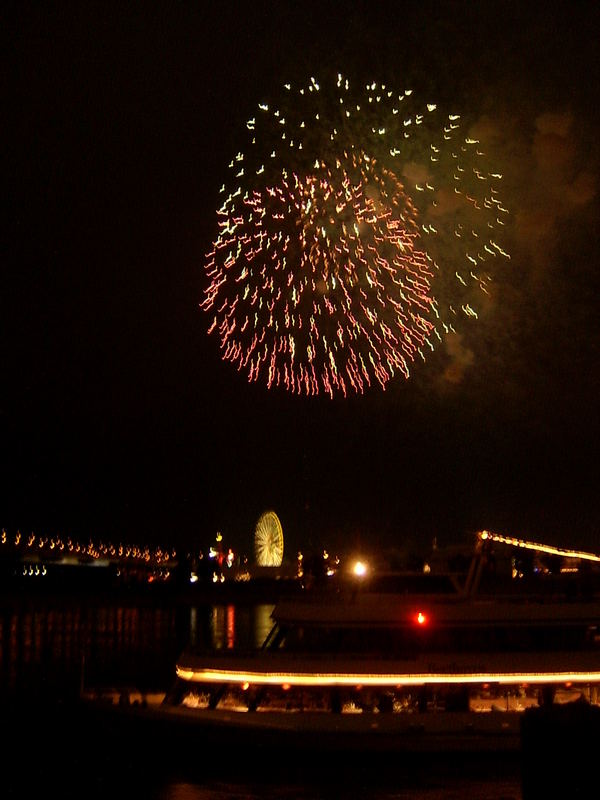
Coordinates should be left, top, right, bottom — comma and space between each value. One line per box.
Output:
0, 594, 275, 700
0, 593, 524, 799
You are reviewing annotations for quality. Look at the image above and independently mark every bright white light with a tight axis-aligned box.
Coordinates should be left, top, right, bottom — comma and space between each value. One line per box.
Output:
353, 560, 367, 577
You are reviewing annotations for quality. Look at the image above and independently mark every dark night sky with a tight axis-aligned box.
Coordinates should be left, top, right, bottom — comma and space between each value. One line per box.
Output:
4, 1, 600, 559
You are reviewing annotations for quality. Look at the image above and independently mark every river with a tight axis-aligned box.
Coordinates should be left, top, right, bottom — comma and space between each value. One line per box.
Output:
0, 590, 523, 799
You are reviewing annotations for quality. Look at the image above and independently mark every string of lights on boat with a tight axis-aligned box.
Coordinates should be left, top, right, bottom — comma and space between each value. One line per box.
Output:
176, 665, 600, 689
477, 530, 600, 563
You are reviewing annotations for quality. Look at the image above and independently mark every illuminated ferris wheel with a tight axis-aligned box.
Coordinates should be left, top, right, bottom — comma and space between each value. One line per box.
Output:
254, 510, 284, 567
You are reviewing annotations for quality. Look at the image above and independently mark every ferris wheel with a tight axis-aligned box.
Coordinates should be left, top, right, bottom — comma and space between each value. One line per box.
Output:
254, 510, 284, 567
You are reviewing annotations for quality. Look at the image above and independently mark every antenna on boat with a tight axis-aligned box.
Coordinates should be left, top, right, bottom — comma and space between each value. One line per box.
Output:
462, 531, 488, 597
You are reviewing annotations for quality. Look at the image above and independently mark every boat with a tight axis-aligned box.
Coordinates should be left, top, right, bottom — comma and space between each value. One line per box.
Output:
82, 530, 600, 758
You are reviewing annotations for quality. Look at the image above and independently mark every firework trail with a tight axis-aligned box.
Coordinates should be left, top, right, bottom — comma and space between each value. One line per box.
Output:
202, 74, 509, 397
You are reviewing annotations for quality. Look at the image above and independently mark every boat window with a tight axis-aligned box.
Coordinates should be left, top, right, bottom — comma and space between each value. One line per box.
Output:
274, 618, 598, 655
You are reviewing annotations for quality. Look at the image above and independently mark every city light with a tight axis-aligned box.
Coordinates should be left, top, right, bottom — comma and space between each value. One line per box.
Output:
353, 560, 368, 577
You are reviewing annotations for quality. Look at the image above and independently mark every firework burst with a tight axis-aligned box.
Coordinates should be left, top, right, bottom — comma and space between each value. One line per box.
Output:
202, 74, 509, 397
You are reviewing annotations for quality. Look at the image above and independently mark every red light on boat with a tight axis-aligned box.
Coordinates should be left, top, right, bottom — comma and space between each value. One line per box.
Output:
415, 611, 428, 626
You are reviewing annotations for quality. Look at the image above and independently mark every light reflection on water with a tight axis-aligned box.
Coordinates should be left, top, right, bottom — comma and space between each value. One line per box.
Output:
187, 603, 275, 651
0, 600, 276, 699
153, 777, 522, 800
208, 604, 275, 650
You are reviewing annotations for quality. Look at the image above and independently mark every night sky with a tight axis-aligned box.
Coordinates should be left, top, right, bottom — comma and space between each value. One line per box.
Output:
5, 1, 599, 560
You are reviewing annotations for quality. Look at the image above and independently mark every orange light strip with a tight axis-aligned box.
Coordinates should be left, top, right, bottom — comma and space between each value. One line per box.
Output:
176, 666, 600, 687
478, 530, 600, 563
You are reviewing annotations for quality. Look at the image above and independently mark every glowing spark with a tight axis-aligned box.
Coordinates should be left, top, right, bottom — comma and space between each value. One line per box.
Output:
202, 75, 509, 397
